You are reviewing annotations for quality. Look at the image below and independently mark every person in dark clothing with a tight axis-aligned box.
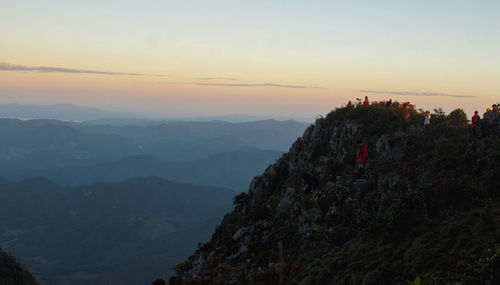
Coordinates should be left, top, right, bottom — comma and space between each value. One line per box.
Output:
471, 111, 480, 136
493, 104, 499, 123
484, 107, 492, 117
482, 108, 493, 137
356, 141, 368, 178
385, 99, 392, 108
364, 96, 369, 105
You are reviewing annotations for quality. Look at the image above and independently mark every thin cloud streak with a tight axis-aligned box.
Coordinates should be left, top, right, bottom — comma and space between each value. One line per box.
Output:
0, 62, 166, 77
360, 90, 475, 98
158, 81, 321, 89
194, 82, 321, 89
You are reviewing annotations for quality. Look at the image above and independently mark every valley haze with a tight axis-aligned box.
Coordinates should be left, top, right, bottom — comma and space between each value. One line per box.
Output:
0, 108, 308, 284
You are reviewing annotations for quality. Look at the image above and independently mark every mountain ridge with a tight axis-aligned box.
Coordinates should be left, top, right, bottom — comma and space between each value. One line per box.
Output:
7, 150, 282, 191
0, 103, 140, 121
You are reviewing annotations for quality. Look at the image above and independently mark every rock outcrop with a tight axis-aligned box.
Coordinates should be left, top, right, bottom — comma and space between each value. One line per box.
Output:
174, 103, 500, 284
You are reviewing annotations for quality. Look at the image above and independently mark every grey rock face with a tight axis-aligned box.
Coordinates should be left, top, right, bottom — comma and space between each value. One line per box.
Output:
376, 135, 392, 161
187, 253, 207, 277
277, 187, 296, 216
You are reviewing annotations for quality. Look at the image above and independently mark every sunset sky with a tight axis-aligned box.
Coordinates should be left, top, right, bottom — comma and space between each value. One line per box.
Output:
1, 0, 499, 119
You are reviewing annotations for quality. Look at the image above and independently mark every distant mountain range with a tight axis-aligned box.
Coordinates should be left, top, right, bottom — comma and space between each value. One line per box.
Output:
0, 177, 235, 285
0, 118, 139, 171
11, 151, 282, 191
0, 113, 308, 284
0, 103, 314, 122
75, 119, 309, 151
0, 117, 306, 190
0, 103, 140, 121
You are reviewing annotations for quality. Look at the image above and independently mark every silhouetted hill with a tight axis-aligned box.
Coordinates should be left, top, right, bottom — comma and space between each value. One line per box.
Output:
176, 151, 282, 191
0, 119, 139, 172
0, 177, 235, 285
143, 136, 259, 161
0, 248, 39, 285
11, 150, 282, 191
75, 119, 308, 151
174, 102, 500, 284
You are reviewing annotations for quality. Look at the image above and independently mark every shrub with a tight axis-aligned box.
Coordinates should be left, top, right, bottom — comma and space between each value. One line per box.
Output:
446, 108, 468, 127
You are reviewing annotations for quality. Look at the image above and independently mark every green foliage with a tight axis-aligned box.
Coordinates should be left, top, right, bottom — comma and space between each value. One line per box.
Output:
447, 108, 468, 127
408, 276, 421, 285
433, 107, 446, 121
232, 192, 248, 210
295, 203, 500, 284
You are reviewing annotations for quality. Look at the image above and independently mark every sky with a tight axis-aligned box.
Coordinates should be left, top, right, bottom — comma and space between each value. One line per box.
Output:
1, 0, 499, 119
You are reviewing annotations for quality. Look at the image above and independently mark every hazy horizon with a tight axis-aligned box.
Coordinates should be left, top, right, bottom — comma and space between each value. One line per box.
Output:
0, 102, 317, 122
0, 99, 493, 122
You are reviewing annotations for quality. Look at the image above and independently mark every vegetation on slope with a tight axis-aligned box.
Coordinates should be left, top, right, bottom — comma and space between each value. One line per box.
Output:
0, 248, 38, 285
174, 101, 500, 284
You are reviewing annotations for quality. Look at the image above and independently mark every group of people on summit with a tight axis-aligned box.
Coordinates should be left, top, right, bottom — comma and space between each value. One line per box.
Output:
353, 97, 499, 178
471, 104, 499, 136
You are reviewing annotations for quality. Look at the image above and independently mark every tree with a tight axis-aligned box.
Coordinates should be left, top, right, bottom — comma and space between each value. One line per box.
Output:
446, 108, 468, 127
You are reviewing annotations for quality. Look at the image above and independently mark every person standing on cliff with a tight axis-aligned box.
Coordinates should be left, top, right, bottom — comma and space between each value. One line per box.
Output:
356, 141, 368, 178
364, 96, 369, 105
482, 108, 493, 137
471, 111, 480, 136
423, 111, 431, 134
492, 104, 499, 123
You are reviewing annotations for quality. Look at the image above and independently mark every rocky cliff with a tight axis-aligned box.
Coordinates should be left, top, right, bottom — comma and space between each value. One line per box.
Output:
174, 102, 500, 284
0, 248, 39, 285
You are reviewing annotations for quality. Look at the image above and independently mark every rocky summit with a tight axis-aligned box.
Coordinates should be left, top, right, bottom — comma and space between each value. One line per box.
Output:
173, 102, 500, 285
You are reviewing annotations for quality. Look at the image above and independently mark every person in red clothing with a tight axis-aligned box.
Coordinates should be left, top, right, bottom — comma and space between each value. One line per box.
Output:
356, 141, 368, 178
471, 111, 480, 136
363, 96, 369, 105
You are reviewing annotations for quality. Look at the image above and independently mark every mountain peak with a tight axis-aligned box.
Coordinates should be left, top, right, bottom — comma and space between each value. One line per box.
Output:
173, 102, 500, 284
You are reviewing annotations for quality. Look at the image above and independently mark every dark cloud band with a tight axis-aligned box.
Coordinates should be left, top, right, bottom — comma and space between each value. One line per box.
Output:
360, 90, 475, 98
0, 62, 165, 77
158, 81, 320, 89
194, 82, 319, 89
